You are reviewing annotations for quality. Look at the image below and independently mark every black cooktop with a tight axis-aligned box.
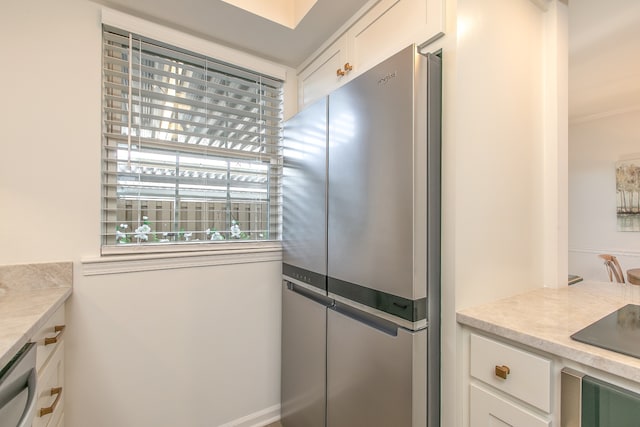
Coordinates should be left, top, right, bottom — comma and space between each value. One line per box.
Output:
571, 304, 640, 359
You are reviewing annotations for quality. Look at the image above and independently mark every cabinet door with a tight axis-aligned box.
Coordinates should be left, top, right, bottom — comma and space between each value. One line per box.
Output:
33, 342, 64, 427
327, 45, 418, 301
347, 0, 443, 75
32, 304, 65, 372
298, 36, 348, 108
470, 333, 551, 412
469, 384, 549, 427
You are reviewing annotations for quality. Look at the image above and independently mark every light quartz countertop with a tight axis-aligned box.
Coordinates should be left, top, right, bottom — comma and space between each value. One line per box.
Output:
457, 280, 640, 382
0, 262, 72, 369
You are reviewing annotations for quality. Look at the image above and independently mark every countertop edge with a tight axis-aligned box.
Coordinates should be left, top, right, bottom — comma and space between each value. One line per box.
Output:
0, 287, 72, 369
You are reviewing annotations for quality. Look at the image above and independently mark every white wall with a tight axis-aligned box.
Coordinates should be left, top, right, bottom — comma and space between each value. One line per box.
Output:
0, 0, 286, 426
438, 0, 568, 425
451, 0, 546, 311
569, 109, 640, 281
71, 263, 282, 427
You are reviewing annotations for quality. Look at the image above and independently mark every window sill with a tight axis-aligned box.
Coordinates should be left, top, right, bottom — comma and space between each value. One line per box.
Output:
82, 242, 282, 276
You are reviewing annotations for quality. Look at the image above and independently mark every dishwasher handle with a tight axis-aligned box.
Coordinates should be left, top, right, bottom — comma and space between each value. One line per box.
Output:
17, 369, 37, 427
0, 342, 38, 427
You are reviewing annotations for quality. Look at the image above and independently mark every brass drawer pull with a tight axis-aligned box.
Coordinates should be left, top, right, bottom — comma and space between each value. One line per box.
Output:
344, 62, 353, 72
40, 386, 63, 416
336, 68, 345, 77
495, 365, 510, 379
44, 325, 66, 346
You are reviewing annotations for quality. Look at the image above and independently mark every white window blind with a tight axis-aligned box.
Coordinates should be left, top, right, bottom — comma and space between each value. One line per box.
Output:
102, 26, 283, 252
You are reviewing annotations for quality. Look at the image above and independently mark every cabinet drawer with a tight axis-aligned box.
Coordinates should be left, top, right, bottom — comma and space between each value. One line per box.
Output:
470, 333, 551, 412
470, 384, 550, 427
55, 412, 64, 427
33, 342, 64, 427
32, 305, 66, 372
49, 399, 64, 427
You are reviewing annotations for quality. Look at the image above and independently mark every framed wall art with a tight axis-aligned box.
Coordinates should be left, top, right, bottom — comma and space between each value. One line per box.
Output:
616, 158, 640, 231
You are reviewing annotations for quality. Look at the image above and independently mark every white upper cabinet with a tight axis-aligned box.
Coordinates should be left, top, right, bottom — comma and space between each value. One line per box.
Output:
297, 0, 444, 108
298, 35, 349, 107
347, 0, 437, 74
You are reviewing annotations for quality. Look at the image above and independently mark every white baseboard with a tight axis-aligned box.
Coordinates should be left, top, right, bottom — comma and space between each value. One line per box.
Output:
218, 404, 281, 427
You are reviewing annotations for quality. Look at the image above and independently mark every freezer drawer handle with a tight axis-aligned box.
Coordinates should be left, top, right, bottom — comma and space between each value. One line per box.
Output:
332, 304, 398, 337
286, 281, 333, 307
393, 302, 408, 310
39, 386, 62, 417
44, 325, 66, 346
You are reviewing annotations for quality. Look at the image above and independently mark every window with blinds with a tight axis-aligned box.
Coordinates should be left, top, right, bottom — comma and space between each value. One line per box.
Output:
102, 26, 283, 252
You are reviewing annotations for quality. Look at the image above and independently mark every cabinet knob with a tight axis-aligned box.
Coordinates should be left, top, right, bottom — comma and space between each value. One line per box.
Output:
495, 365, 510, 379
344, 62, 353, 72
44, 325, 66, 346
40, 387, 63, 417
336, 68, 345, 77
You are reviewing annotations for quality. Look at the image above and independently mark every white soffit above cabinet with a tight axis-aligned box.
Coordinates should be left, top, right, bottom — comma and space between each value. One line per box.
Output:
94, 0, 373, 67
569, 0, 640, 122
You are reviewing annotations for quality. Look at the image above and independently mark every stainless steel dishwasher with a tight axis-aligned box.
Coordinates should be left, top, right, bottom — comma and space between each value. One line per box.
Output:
0, 342, 38, 427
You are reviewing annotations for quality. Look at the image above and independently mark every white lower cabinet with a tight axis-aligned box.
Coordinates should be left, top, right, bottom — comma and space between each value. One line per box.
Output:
467, 332, 553, 427
32, 305, 65, 427
470, 384, 550, 427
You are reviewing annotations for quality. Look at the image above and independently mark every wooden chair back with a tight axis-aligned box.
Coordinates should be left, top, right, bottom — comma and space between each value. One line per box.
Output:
598, 254, 625, 283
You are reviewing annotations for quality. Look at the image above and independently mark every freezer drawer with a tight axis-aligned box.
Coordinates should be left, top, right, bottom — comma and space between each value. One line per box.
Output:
327, 304, 427, 427
281, 281, 332, 427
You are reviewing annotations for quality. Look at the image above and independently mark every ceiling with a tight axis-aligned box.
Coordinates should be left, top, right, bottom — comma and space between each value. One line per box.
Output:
569, 0, 640, 121
93, 0, 372, 68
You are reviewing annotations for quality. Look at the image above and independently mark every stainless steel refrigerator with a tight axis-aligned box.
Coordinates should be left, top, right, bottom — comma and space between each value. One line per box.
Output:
282, 44, 441, 427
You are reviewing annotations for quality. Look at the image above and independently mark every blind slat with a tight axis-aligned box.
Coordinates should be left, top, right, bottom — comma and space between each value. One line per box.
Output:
103, 133, 282, 159
103, 29, 283, 88
104, 87, 280, 125
102, 41, 282, 99
103, 77, 282, 114
105, 91, 281, 130
104, 113, 277, 141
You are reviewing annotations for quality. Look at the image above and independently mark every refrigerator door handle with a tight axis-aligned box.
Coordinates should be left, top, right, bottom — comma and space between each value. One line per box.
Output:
286, 281, 333, 307
331, 302, 399, 337
392, 302, 409, 310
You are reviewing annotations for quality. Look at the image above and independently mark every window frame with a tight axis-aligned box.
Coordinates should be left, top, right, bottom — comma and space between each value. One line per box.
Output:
100, 15, 286, 257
